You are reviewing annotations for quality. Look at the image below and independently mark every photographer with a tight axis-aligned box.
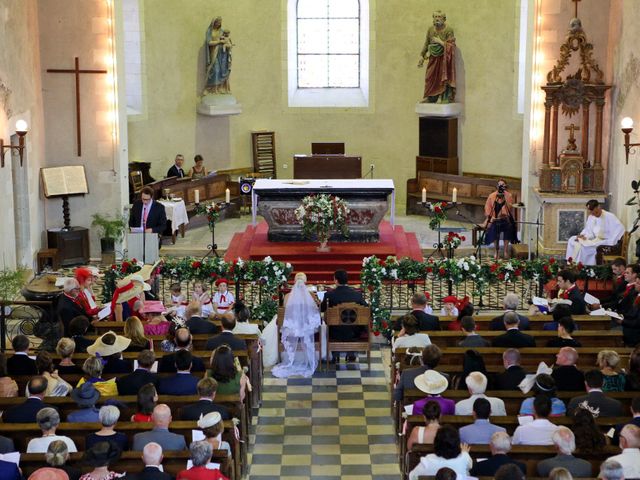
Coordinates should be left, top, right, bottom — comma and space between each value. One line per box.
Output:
481, 179, 518, 259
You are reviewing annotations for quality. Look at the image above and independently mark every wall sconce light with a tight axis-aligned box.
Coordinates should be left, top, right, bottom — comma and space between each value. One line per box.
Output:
621, 117, 640, 164
0, 120, 29, 167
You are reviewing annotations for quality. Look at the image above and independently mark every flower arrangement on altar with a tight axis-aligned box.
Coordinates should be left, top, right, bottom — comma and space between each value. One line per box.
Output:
424, 201, 449, 230
295, 193, 350, 250
443, 231, 465, 250
194, 201, 222, 232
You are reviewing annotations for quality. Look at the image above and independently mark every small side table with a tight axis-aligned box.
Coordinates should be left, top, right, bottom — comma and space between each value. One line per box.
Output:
47, 227, 90, 266
37, 249, 60, 272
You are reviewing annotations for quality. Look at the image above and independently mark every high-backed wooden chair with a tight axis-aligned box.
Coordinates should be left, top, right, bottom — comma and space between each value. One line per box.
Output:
597, 231, 630, 264
324, 302, 371, 370
130, 169, 144, 195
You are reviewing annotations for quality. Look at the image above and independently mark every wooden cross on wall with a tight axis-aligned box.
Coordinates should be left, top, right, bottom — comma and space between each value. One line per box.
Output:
47, 57, 107, 157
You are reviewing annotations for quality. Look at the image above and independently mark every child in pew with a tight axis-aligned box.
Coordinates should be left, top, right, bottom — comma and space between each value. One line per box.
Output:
170, 282, 188, 318
191, 281, 214, 317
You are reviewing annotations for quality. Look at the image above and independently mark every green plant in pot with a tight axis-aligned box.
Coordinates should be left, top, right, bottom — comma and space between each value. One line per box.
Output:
91, 213, 126, 255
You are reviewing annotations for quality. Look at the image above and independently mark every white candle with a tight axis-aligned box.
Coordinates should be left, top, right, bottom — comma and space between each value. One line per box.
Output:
225, 188, 231, 203
452, 187, 457, 203
421, 187, 427, 203
194, 189, 200, 204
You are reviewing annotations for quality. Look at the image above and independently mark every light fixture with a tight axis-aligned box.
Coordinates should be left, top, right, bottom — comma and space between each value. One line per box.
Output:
621, 117, 640, 164
0, 120, 29, 167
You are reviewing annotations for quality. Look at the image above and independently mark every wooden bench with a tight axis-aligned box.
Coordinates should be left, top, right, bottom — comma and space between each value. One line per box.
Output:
405, 444, 617, 479
406, 171, 521, 221
390, 315, 612, 332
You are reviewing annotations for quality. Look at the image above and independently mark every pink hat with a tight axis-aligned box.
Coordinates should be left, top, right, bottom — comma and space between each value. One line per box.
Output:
141, 300, 166, 314
29, 468, 69, 480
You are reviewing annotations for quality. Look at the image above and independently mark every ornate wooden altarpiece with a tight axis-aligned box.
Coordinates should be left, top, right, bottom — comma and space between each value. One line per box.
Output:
539, 14, 610, 193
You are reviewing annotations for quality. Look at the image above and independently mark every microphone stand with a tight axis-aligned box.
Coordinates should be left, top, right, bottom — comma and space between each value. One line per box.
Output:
450, 204, 486, 263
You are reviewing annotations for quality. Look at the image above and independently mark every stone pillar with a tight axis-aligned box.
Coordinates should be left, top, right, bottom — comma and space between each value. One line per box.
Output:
581, 100, 590, 164
551, 99, 559, 166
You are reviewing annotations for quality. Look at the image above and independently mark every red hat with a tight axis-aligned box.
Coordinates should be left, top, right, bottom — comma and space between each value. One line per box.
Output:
457, 295, 470, 310
442, 295, 458, 304
215, 278, 229, 287
75, 267, 93, 284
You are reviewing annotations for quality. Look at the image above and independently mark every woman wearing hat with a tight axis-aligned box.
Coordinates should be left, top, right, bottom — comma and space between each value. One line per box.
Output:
75, 267, 101, 317
446, 300, 473, 331
87, 332, 133, 374
79, 441, 124, 480
412, 370, 455, 416
212, 279, 235, 315
197, 411, 231, 457
140, 301, 172, 336
67, 382, 101, 423
111, 277, 147, 322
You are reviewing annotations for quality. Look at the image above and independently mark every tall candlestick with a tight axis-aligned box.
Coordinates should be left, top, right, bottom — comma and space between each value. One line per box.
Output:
225, 188, 230, 203
422, 187, 427, 203
194, 189, 200, 204
452, 187, 457, 203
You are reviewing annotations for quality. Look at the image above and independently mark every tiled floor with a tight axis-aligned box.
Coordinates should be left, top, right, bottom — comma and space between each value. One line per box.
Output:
247, 346, 400, 480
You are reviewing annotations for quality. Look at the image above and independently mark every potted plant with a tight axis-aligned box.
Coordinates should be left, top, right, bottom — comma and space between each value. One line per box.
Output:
295, 193, 350, 252
91, 213, 126, 262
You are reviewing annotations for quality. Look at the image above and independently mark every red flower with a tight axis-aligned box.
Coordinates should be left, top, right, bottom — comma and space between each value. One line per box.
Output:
567, 257, 573, 263
442, 201, 448, 207
514, 269, 522, 276
272, 295, 279, 300
577, 262, 584, 270
543, 265, 550, 272
549, 258, 556, 264
434, 207, 442, 214
426, 267, 433, 273
439, 267, 446, 276
381, 321, 388, 329
131, 258, 137, 264
122, 261, 130, 269
424, 291, 431, 299
498, 273, 505, 280
368, 285, 374, 292
210, 273, 217, 278
380, 261, 386, 267
192, 261, 202, 269
461, 236, 466, 241
111, 264, 117, 270
490, 264, 498, 272
373, 330, 381, 336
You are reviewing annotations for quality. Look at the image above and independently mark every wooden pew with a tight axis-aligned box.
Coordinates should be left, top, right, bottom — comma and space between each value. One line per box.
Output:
390, 315, 612, 332
3, 421, 239, 479
405, 444, 618, 479
20, 450, 230, 478
419, 330, 624, 348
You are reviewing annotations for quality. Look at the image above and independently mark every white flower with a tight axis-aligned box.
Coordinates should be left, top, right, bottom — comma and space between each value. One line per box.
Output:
264, 256, 273, 263
236, 258, 244, 266
504, 262, 514, 271
390, 269, 398, 279
286, 262, 292, 269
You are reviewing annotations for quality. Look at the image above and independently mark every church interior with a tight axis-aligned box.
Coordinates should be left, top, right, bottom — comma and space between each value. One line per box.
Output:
3, 0, 640, 479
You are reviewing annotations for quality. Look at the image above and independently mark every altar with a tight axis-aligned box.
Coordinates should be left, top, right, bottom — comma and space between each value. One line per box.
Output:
252, 179, 395, 242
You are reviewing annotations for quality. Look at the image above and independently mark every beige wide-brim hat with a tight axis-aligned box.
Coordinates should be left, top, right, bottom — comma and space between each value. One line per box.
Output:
197, 411, 222, 429
115, 282, 145, 304
125, 261, 160, 282
414, 370, 449, 395
87, 331, 131, 356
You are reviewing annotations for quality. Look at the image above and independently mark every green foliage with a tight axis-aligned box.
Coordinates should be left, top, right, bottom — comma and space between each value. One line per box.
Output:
0, 267, 27, 303
91, 213, 127, 241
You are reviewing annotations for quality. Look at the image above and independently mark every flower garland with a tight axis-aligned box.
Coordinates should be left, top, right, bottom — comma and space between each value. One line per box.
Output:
360, 255, 612, 335
194, 202, 222, 232
425, 201, 449, 230
295, 194, 350, 243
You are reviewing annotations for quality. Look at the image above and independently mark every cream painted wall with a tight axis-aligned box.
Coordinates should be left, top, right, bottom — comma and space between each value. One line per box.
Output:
38, 0, 128, 258
0, 0, 46, 269
128, 0, 524, 208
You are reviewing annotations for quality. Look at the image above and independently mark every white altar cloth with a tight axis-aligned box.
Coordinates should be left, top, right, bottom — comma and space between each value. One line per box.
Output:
251, 179, 395, 226
158, 199, 189, 233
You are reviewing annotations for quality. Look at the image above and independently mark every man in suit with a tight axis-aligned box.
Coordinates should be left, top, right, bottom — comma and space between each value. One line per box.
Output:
395, 293, 440, 331
0, 436, 15, 454
598, 258, 628, 309
567, 369, 623, 417
185, 301, 220, 335
129, 186, 167, 235
124, 442, 173, 480
613, 396, 640, 446
614, 264, 640, 316
552, 347, 585, 391
6, 334, 37, 376
458, 316, 489, 347
320, 269, 367, 363
132, 404, 187, 451
488, 293, 530, 330
56, 279, 86, 336
470, 431, 526, 477
557, 269, 587, 315
536, 426, 593, 477
158, 328, 205, 373
157, 350, 199, 396
393, 344, 449, 401
205, 314, 246, 351
117, 350, 159, 395
3, 376, 55, 423
166, 154, 186, 179
180, 377, 231, 421
493, 349, 528, 390
491, 312, 536, 348
0, 459, 20, 480
459, 398, 506, 444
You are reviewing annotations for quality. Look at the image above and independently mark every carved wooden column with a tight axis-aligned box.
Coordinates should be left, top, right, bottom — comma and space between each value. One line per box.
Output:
542, 95, 553, 166
594, 96, 605, 168
551, 98, 560, 166
581, 100, 590, 164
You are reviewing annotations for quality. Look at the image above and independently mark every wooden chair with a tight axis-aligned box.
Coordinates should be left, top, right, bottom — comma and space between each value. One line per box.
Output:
597, 231, 630, 264
325, 302, 371, 370
130, 170, 144, 195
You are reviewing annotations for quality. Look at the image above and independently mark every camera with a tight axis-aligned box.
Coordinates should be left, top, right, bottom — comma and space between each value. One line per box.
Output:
497, 184, 506, 194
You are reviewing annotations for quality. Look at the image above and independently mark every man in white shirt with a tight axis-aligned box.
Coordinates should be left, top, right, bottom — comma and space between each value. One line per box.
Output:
392, 314, 431, 352
512, 396, 559, 445
455, 371, 506, 416
606, 424, 640, 479
565, 199, 625, 265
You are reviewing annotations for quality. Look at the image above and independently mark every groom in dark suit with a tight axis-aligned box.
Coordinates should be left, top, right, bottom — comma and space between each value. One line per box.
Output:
321, 269, 367, 363
129, 186, 167, 234
166, 154, 186, 178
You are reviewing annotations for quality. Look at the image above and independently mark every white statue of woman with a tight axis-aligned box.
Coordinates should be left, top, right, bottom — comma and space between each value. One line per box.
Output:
271, 272, 321, 378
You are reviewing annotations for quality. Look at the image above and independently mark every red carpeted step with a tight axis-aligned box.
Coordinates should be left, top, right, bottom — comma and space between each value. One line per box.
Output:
393, 225, 410, 258
406, 232, 423, 260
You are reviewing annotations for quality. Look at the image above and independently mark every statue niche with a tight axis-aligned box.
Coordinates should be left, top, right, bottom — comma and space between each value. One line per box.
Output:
538, 15, 610, 193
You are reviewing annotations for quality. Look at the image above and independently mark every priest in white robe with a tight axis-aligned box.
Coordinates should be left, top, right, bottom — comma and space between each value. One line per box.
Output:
565, 200, 625, 265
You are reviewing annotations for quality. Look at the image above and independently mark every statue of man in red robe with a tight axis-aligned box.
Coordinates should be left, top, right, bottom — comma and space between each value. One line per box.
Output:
418, 11, 456, 104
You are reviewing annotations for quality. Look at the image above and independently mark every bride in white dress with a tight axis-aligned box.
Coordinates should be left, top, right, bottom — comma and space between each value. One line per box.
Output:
271, 272, 321, 378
